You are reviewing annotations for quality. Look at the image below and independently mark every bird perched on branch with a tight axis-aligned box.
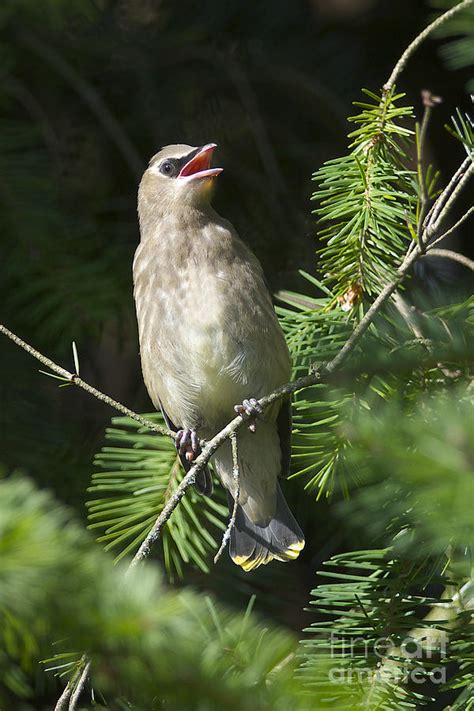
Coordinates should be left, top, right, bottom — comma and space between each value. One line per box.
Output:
133, 143, 304, 571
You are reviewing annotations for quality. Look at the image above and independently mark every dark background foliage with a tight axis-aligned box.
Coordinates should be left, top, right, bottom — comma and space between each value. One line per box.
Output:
0, 0, 472, 675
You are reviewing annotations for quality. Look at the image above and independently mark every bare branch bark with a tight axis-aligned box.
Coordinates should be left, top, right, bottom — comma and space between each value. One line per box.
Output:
54, 683, 72, 711
426, 248, 474, 272
214, 432, 240, 564
428, 206, 474, 248
69, 661, 91, 711
0, 325, 173, 439
428, 163, 474, 236
424, 157, 473, 232
416, 90, 445, 248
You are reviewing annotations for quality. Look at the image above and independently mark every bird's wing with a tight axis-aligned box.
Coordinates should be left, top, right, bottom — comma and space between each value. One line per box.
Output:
277, 398, 292, 478
159, 400, 213, 497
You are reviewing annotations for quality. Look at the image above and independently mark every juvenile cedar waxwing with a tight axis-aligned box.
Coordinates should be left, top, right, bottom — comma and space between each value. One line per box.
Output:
133, 143, 304, 571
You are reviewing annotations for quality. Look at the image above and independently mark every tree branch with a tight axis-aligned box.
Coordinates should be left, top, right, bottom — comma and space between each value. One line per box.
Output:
428, 206, 474, 248
0, 325, 173, 439
383, 0, 474, 92
54, 683, 72, 711
425, 248, 474, 272
417, 90, 442, 247
68, 660, 91, 711
428, 162, 474, 236
53, 655, 91, 711
214, 432, 240, 564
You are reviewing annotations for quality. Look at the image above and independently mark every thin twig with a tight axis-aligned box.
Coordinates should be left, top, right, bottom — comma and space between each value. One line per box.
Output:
214, 432, 240, 564
428, 206, 474, 248
54, 682, 72, 711
392, 292, 426, 343
426, 248, 474, 272
425, 157, 473, 231
383, 0, 474, 92
68, 661, 91, 711
0, 325, 173, 439
53, 656, 89, 711
428, 162, 474, 236
416, 90, 442, 247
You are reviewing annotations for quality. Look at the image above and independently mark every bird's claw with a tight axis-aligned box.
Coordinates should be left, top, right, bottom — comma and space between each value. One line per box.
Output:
234, 398, 263, 432
176, 428, 200, 462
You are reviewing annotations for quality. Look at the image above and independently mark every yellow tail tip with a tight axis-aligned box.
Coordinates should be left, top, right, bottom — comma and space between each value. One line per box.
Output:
232, 538, 305, 571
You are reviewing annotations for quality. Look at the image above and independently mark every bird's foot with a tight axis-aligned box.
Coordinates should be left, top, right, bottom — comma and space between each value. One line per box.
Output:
234, 397, 263, 433
175, 428, 200, 462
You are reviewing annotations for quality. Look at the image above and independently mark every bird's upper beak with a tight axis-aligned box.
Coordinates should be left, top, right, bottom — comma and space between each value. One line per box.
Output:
178, 143, 223, 181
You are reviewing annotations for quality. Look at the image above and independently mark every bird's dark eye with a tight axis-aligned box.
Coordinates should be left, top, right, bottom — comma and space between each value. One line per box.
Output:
160, 160, 175, 177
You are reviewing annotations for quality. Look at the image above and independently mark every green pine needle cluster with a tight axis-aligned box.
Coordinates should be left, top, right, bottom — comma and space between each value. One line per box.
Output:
300, 387, 474, 709
275, 84, 473, 500
300, 547, 453, 710
0, 476, 302, 710
88, 414, 227, 578
279, 284, 473, 497
312, 89, 416, 302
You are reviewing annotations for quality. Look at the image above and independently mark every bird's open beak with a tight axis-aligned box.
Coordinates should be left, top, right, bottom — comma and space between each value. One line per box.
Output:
178, 143, 223, 181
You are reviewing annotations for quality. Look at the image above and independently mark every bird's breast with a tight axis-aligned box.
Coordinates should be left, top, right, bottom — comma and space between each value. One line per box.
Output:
133, 222, 290, 433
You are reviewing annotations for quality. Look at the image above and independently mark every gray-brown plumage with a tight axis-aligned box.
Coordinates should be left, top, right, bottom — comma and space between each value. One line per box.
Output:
133, 143, 304, 571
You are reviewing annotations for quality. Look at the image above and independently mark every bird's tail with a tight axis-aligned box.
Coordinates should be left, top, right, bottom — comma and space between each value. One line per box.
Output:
228, 483, 304, 572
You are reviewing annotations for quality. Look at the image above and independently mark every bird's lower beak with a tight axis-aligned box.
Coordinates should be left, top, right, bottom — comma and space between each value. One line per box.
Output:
178, 143, 223, 181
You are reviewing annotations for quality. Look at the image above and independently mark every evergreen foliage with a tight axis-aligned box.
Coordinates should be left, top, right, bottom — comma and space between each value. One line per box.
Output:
88, 414, 227, 577
313, 89, 415, 301
0, 476, 302, 710
0, 1, 473, 709
300, 388, 474, 709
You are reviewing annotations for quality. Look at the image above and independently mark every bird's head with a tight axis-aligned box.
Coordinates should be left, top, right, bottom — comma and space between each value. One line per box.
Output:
139, 143, 223, 217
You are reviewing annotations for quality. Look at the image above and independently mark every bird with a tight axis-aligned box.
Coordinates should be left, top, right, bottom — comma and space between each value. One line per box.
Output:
133, 142, 304, 571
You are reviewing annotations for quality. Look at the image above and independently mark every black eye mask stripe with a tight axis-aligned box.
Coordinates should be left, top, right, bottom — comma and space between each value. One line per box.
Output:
176, 148, 201, 171
151, 147, 203, 178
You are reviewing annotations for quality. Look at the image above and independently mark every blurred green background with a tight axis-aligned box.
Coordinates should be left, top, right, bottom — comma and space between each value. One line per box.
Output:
0, 0, 472, 641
